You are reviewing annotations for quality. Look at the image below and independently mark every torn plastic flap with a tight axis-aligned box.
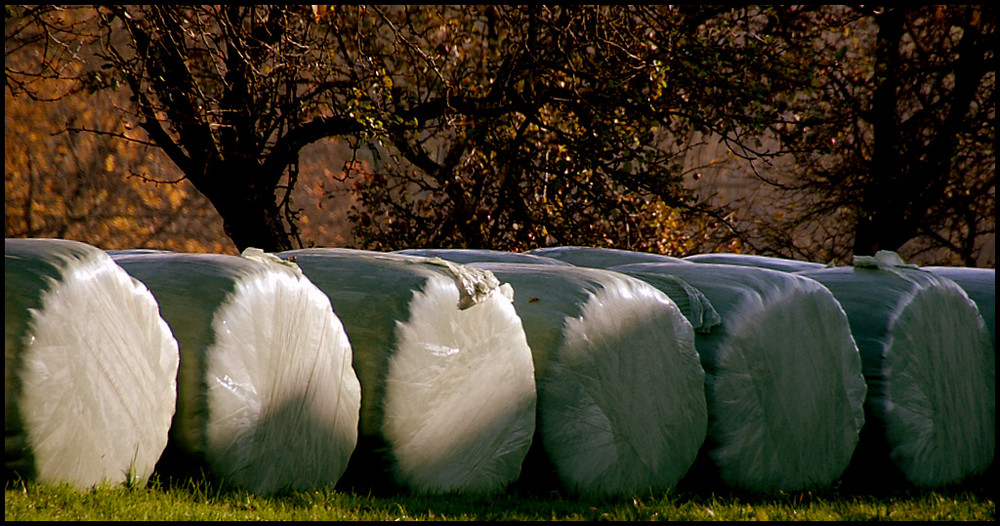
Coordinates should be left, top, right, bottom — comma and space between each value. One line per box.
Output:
423, 257, 507, 309
241, 247, 304, 277
853, 250, 917, 270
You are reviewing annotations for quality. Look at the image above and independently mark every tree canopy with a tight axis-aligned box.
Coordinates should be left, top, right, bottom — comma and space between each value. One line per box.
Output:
5, 5, 995, 266
740, 5, 995, 266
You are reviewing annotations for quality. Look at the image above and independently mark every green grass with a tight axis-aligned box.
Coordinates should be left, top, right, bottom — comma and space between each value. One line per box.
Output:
5, 470, 994, 521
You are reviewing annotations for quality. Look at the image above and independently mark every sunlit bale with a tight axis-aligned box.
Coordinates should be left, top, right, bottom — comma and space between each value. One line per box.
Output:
405, 248, 720, 335
5, 238, 178, 489
450, 261, 708, 497
278, 248, 537, 495
609, 261, 867, 493
796, 252, 994, 488
111, 248, 360, 495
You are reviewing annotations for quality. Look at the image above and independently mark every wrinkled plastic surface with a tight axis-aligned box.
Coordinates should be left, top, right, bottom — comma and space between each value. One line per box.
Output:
280, 248, 537, 494
612, 261, 867, 493
527, 246, 688, 268
684, 252, 827, 273
5, 238, 178, 489
609, 270, 722, 334
398, 248, 574, 267
797, 256, 994, 488
470, 262, 707, 497
112, 249, 361, 495
923, 266, 995, 349
405, 248, 719, 334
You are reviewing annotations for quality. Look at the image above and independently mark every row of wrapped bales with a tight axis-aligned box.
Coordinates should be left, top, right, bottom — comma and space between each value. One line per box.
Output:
674, 250, 995, 488
5, 239, 178, 489
8, 238, 990, 495
110, 248, 362, 496
278, 249, 538, 495
7, 241, 539, 496
399, 248, 708, 497
530, 246, 867, 493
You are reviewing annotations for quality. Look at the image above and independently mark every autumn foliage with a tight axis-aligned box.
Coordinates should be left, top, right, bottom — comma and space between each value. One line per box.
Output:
4, 6, 994, 265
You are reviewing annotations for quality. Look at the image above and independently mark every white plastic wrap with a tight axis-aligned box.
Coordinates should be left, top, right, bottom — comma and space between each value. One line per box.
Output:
279, 248, 537, 494
923, 266, 995, 349
5, 238, 178, 489
464, 262, 707, 497
408, 248, 720, 334
797, 254, 995, 488
111, 248, 361, 495
684, 252, 827, 273
528, 245, 686, 268
611, 261, 867, 493
398, 248, 574, 267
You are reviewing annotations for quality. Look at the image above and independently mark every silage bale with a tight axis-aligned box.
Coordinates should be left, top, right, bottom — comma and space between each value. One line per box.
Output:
408, 248, 720, 335
609, 261, 867, 493
111, 248, 361, 495
796, 252, 995, 488
923, 266, 995, 349
5, 238, 178, 489
278, 248, 537, 495
460, 261, 707, 497
921, 266, 996, 473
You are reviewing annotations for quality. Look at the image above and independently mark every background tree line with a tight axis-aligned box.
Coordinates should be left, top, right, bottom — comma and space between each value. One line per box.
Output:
5, 5, 995, 266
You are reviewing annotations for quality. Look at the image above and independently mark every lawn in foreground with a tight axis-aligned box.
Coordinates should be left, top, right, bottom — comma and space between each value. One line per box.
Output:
5, 469, 994, 521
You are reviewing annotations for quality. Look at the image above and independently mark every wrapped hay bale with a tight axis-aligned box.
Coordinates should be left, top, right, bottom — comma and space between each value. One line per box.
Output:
921, 266, 995, 473
415, 248, 720, 335
111, 248, 360, 495
684, 252, 827, 273
923, 266, 995, 349
528, 245, 685, 268
5, 238, 178, 489
461, 262, 707, 497
796, 252, 995, 488
610, 261, 867, 493
278, 248, 537, 494
599, 267, 722, 335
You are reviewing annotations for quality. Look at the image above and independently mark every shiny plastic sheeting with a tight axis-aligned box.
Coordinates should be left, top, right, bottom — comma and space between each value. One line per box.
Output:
466, 262, 707, 497
398, 248, 574, 267
797, 254, 994, 488
684, 252, 827, 273
451, 248, 719, 334
611, 262, 867, 493
112, 248, 360, 495
5, 238, 178, 489
279, 248, 536, 495
528, 245, 686, 268
923, 266, 995, 349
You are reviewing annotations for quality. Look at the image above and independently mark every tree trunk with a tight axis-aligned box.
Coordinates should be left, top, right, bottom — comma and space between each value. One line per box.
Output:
853, 8, 906, 257
214, 197, 293, 253
192, 162, 294, 253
